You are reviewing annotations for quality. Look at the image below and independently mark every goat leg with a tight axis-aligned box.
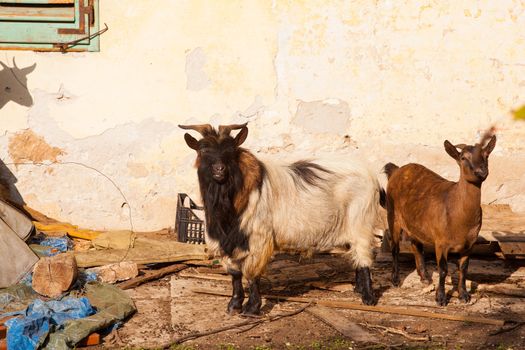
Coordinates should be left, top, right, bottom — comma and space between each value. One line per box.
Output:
356, 267, 377, 305
457, 254, 471, 303
227, 269, 244, 314
355, 268, 364, 294
435, 250, 448, 306
410, 240, 432, 285
242, 277, 262, 315
391, 242, 401, 287
389, 223, 402, 287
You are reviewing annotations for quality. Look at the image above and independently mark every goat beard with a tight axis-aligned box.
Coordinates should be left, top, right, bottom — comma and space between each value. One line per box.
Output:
198, 167, 249, 257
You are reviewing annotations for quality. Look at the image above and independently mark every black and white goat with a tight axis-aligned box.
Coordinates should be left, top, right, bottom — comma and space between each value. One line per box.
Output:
180, 123, 384, 315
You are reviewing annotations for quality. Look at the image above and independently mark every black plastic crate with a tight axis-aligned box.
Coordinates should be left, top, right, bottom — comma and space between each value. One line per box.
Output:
175, 193, 206, 244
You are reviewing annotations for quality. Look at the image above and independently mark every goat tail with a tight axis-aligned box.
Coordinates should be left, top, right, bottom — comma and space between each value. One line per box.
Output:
379, 187, 386, 209
383, 162, 399, 180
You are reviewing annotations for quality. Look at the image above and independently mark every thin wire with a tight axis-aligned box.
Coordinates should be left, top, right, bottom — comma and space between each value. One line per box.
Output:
3, 160, 135, 262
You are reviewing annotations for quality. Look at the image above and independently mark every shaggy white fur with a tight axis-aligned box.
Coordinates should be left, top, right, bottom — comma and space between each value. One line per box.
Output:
214, 156, 384, 279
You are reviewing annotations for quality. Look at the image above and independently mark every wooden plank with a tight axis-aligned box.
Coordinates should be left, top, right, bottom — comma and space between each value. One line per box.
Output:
118, 264, 188, 290
193, 289, 505, 326
479, 230, 525, 243
307, 281, 354, 293
307, 306, 372, 342
178, 271, 230, 282
1, 1, 74, 4
0, 4, 74, 22
74, 239, 208, 268
477, 284, 525, 298
498, 242, 525, 256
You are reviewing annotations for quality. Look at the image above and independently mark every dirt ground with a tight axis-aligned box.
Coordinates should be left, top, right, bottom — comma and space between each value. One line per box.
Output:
75, 205, 525, 350
86, 248, 525, 350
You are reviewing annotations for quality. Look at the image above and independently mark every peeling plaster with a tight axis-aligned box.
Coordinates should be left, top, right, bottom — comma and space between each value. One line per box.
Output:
8, 129, 65, 165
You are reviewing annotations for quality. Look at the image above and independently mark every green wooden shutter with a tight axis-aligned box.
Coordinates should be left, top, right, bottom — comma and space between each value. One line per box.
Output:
0, 0, 100, 52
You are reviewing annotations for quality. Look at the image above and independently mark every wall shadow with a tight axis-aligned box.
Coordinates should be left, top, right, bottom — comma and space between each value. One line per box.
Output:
0, 58, 36, 110
0, 159, 26, 209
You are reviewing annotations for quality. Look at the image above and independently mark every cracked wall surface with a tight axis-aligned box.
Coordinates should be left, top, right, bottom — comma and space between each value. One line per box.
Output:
0, 0, 524, 230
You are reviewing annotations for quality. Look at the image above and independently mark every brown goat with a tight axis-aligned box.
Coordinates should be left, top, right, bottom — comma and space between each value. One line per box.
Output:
384, 129, 496, 306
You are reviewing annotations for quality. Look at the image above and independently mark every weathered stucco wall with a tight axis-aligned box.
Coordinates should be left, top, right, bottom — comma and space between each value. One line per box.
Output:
1, 0, 524, 231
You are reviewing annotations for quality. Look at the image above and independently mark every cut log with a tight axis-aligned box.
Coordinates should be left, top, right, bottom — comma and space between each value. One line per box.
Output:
88, 261, 139, 284
32, 253, 77, 298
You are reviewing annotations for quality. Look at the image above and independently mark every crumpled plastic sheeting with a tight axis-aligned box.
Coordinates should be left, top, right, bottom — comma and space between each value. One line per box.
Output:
69, 270, 98, 291
4, 297, 95, 350
0, 284, 35, 312
92, 230, 135, 250
39, 236, 73, 256
29, 235, 73, 257
19, 272, 33, 287
44, 282, 136, 350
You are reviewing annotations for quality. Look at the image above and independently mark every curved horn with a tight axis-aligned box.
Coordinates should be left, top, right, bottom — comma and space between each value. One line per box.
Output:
12, 57, 18, 69
178, 124, 214, 136
218, 122, 248, 137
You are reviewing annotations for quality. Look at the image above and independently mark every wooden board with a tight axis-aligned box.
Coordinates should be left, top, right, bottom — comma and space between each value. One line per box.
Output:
74, 238, 208, 267
307, 306, 372, 342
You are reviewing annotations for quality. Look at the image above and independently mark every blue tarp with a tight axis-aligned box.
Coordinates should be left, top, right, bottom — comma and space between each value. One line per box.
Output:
3, 297, 95, 350
38, 237, 73, 256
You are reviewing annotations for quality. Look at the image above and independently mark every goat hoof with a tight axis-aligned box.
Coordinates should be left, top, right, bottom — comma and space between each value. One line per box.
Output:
421, 276, 433, 285
242, 304, 261, 316
227, 299, 244, 315
435, 292, 447, 306
391, 276, 401, 287
458, 291, 471, 303
227, 305, 242, 315
361, 292, 377, 306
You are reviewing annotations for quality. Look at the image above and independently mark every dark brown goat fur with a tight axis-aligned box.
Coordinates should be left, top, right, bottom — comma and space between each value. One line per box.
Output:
384, 129, 496, 306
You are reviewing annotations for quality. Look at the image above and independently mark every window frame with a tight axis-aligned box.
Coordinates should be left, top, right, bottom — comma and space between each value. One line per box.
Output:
0, 0, 100, 52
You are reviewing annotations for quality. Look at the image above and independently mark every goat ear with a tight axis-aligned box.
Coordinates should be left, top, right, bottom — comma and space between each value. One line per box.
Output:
444, 140, 460, 160
234, 126, 248, 147
483, 135, 496, 156
184, 133, 199, 150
